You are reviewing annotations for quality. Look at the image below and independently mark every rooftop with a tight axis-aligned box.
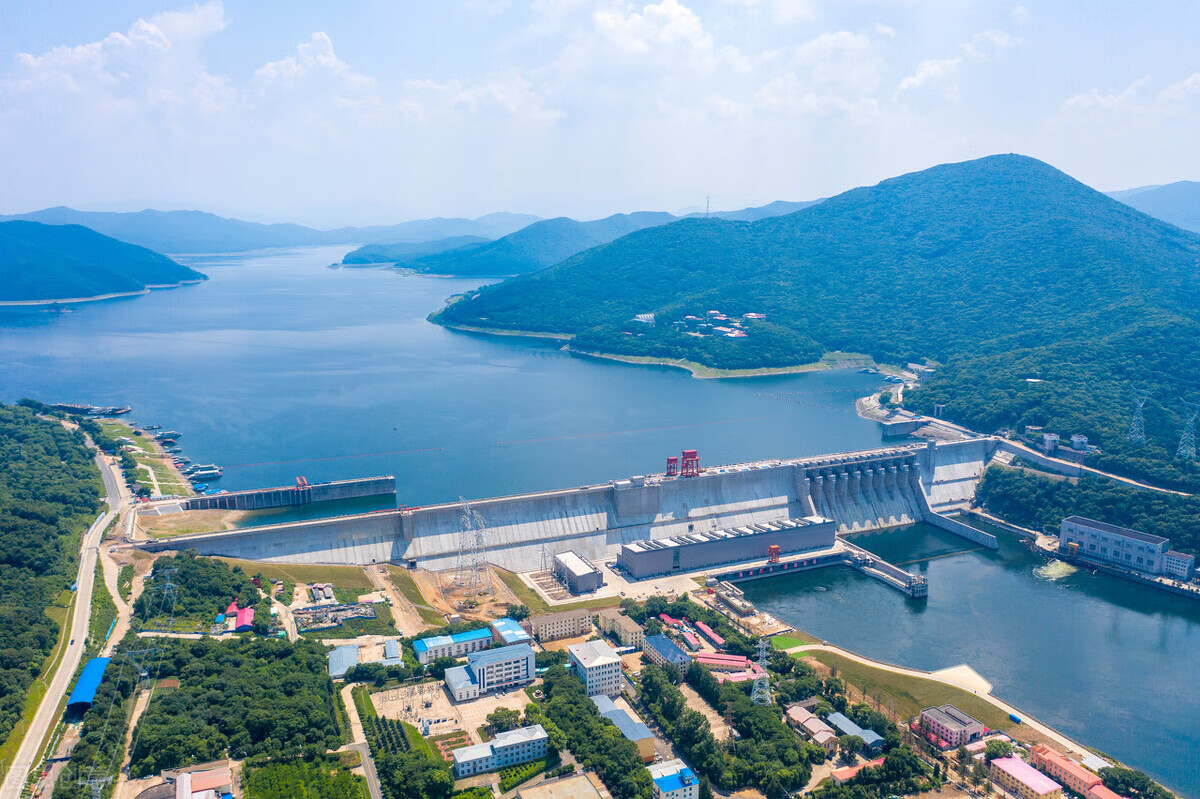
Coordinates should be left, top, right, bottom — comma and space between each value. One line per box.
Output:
922, 704, 981, 732
445, 665, 476, 692
1031, 745, 1100, 787
1063, 516, 1169, 546
469, 642, 535, 670
554, 551, 600, 578
492, 617, 533, 644
602, 708, 654, 742
621, 517, 826, 555
494, 724, 549, 748
826, 712, 883, 745
649, 760, 696, 794
569, 639, 620, 668
529, 607, 593, 624
831, 757, 885, 784
991, 756, 1063, 795
644, 635, 690, 664
1165, 549, 1193, 559
327, 645, 359, 678
413, 626, 493, 653
515, 774, 604, 799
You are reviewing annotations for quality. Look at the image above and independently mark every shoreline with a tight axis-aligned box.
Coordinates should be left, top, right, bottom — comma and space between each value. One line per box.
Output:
0, 279, 205, 307
438, 321, 881, 378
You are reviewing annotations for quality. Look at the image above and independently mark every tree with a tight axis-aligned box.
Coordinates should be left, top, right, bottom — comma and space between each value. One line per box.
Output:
971, 760, 988, 788
487, 707, 521, 734
879, 391, 893, 406
838, 735, 864, 764
1100, 766, 1176, 799
644, 617, 664, 636
699, 775, 714, 799
956, 746, 971, 781
506, 603, 530, 620
427, 656, 459, 680
983, 738, 1013, 763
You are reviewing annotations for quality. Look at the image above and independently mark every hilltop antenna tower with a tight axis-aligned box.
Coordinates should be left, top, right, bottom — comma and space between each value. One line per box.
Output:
750, 638, 772, 706
1177, 400, 1200, 460
1127, 387, 1152, 444
454, 498, 490, 599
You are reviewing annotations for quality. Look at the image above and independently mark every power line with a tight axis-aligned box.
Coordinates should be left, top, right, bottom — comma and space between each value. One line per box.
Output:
750, 638, 772, 706
1177, 400, 1200, 460
1127, 387, 1152, 445
454, 498, 489, 601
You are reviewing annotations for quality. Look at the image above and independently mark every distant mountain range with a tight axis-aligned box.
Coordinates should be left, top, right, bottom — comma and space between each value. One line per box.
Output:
342, 200, 822, 276
1107, 181, 1200, 233
0, 221, 205, 302
434, 154, 1200, 490
0, 207, 540, 254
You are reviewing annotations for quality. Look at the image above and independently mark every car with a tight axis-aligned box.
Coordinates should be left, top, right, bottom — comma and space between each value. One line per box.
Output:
69, 639, 74, 645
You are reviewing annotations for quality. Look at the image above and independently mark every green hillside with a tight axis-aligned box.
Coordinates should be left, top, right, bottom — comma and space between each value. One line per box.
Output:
341, 235, 491, 265
402, 211, 677, 276
0, 221, 205, 302
1110, 180, 1200, 233
435, 155, 1200, 489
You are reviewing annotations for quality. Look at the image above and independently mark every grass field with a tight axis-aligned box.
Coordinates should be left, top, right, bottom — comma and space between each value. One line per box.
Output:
87, 567, 117, 656
800, 650, 1014, 731
118, 564, 134, 601
494, 568, 620, 615
769, 631, 821, 648
213, 558, 375, 593
301, 606, 397, 639
385, 566, 446, 626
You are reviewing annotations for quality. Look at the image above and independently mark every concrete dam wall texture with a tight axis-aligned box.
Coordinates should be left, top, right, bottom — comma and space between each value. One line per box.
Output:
139, 438, 999, 571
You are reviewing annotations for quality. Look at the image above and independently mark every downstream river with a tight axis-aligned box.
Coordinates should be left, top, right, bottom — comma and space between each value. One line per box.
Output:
2, 246, 1197, 795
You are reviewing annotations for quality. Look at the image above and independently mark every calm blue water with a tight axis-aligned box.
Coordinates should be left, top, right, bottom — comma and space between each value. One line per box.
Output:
0, 246, 888, 503
743, 524, 1200, 797
3, 246, 1196, 795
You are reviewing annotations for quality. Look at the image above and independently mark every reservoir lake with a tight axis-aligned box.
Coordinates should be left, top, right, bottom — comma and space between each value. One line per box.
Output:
1, 245, 1197, 795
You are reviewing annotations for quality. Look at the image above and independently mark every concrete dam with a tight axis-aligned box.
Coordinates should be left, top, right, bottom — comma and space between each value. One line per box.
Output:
181, 476, 395, 511
137, 438, 1000, 572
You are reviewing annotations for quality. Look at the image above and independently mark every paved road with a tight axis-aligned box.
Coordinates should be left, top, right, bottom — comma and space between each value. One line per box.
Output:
1, 448, 122, 799
339, 684, 382, 799
783, 643, 1093, 757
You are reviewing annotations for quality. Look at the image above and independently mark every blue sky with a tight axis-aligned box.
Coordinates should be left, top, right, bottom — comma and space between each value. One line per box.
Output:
1, 1, 1197, 226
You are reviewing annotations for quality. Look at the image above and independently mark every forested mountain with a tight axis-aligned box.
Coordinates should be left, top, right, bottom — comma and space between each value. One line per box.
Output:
341, 235, 490, 265
1109, 181, 1200, 233
436, 154, 1200, 489
0, 403, 102, 746
345, 211, 677, 276
699, 198, 823, 222
0, 221, 205, 302
0, 207, 539, 253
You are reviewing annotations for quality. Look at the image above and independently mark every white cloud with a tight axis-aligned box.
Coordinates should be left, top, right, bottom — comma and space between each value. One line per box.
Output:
255, 32, 375, 93
1012, 5, 1029, 24
896, 57, 961, 95
1062, 76, 1150, 113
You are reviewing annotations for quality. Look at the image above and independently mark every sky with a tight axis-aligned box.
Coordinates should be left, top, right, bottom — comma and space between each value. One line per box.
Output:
1, 1, 1198, 227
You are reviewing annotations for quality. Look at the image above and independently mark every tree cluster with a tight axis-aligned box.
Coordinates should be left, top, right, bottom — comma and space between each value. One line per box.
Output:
808, 747, 933, 799
0, 402, 102, 745
133, 550, 262, 625
242, 754, 367, 799
127, 637, 340, 776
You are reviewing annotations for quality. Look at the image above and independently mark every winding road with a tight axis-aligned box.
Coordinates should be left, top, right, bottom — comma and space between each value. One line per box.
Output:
1, 446, 124, 799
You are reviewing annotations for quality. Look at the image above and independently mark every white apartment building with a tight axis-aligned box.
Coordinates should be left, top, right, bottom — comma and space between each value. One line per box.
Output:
568, 639, 622, 697
525, 609, 593, 641
452, 725, 548, 777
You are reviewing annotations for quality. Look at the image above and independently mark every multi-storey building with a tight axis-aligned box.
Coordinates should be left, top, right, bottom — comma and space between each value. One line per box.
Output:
599, 609, 644, 648
443, 643, 536, 701
648, 759, 698, 799
918, 705, 985, 748
989, 756, 1063, 799
1059, 517, 1169, 574
412, 627, 493, 664
643, 635, 691, 674
524, 608, 593, 641
452, 725, 548, 777
1029, 745, 1103, 797
569, 640, 622, 697
1163, 550, 1196, 580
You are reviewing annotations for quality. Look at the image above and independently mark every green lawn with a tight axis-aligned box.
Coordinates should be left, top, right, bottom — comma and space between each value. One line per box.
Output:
385, 566, 446, 626
118, 564, 134, 600
213, 559, 375, 593
770, 631, 821, 649
800, 650, 1014, 731
300, 606, 397, 639
87, 568, 118, 656
494, 568, 620, 615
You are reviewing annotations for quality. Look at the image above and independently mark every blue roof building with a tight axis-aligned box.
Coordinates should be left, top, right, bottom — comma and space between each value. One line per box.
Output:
644, 635, 691, 673
445, 643, 536, 701
826, 711, 884, 752
412, 627, 493, 664
67, 657, 110, 713
490, 617, 532, 646
327, 644, 359, 679
649, 759, 698, 799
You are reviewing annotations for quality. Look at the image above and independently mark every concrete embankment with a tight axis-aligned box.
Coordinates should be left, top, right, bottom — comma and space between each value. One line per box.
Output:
181, 476, 395, 511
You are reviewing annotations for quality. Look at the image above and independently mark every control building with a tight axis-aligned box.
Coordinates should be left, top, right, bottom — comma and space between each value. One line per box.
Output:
568, 640, 622, 697
452, 725, 548, 777
649, 760, 698, 799
444, 643, 536, 701
1059, 517, 1169, 574
617, 517, 836, 579
553, 551, 604, 594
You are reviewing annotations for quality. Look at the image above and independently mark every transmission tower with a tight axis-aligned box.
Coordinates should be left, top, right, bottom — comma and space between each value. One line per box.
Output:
1127, 388, 1152, 445
750, 638, 772, 706
1177, 400, 1200, 460
454, 498, 490, 599
77, 771, 112, 799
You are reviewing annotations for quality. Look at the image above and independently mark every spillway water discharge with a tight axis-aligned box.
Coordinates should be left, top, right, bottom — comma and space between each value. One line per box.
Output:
1033, 559, 1078, 581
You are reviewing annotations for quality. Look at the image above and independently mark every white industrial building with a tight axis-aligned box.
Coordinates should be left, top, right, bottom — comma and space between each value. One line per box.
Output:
553, 551, 603, 593
1059, 516, 1170, 575
568, 640, 622, 697
444, 643, 536, 701
452, 725, 548, 777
